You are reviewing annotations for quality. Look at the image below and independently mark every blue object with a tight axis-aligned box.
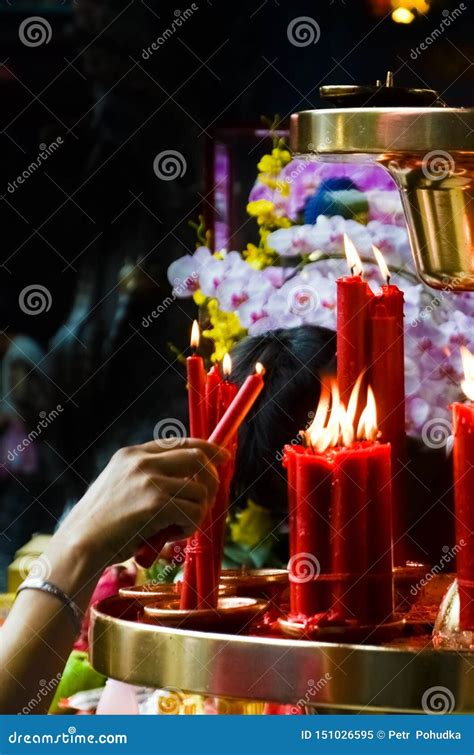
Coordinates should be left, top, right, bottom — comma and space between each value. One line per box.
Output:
304, 177, 369, 224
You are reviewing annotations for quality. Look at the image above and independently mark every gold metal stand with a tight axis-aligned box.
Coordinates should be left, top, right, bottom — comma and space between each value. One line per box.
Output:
90, 597, 474, 713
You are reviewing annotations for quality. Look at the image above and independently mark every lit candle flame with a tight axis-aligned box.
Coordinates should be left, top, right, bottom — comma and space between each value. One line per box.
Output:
344, 233, 363, 277
222, 352, 232, 377
255, 362, 265, 376
372, 245, 391, 284
305, 377, 379, 451
190, 320, 200, 349
460, 345, 474, 401
357, 385, 378, 442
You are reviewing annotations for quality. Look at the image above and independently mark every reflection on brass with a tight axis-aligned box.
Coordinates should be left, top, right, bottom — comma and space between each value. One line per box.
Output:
90, 596, 474, 713
290, 107, 474, 290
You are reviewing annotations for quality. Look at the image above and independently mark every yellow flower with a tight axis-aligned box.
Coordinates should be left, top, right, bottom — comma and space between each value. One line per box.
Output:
247, 199, 275, 225
202, 298, 246, 363
257, 148, 291, 175
246, 200, 292, 230
230, 499, 273, 549
193, 290, 207, 306
243, 242, 276, 271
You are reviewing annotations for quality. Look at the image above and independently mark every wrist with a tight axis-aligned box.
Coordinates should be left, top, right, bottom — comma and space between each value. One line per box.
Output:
43, 531, 105, 613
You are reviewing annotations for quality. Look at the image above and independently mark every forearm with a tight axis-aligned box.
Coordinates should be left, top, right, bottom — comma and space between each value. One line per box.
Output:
0, 533, 102, 714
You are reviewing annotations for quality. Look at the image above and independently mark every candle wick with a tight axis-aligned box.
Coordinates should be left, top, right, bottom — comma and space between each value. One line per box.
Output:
386, 274, 391, 285
350, 265, 357, 276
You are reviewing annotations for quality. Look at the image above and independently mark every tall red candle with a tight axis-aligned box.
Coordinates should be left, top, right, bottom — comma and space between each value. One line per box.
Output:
366, 442, 394, 624
135, 322, 208, 571
452, 346, 474, 630
331, 445, 369, 623
284, 446, 332, 618
194, 360, 238, 607
205, 364, 222, 438
187, 320, 207, 439
336, 235, 373, 417
368, 299, 406, 565
208, 363, 265, 448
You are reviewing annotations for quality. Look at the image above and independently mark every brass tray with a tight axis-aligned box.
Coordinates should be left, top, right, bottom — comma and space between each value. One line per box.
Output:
90, 597, 474, 713
290, 107, 474, 156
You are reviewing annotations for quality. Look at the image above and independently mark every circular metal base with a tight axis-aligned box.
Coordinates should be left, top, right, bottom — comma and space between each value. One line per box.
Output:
90, 597, 474, 713
290, 108, 474, 156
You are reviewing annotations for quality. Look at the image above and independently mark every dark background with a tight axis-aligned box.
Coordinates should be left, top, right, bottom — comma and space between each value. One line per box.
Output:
0, 0, 471, 576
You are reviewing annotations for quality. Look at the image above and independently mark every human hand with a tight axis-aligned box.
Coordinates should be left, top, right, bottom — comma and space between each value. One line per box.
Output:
44, 439, 230, 592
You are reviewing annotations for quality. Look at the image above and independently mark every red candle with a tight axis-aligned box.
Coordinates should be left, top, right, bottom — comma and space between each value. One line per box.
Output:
193, 357, 238, 608
284, 382, 393, 625
336, 235, 373, 415
211, 365, 238, 584
181, 355, 242, 610
205, 364, 222, 437
366, 442, 394, 624
208, 363, 265, 448
187, 320, 207, 439
452, 346, 474, 630
368, 246, 406, 566
284, 445, 332, 618
137, 321, 207, 573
